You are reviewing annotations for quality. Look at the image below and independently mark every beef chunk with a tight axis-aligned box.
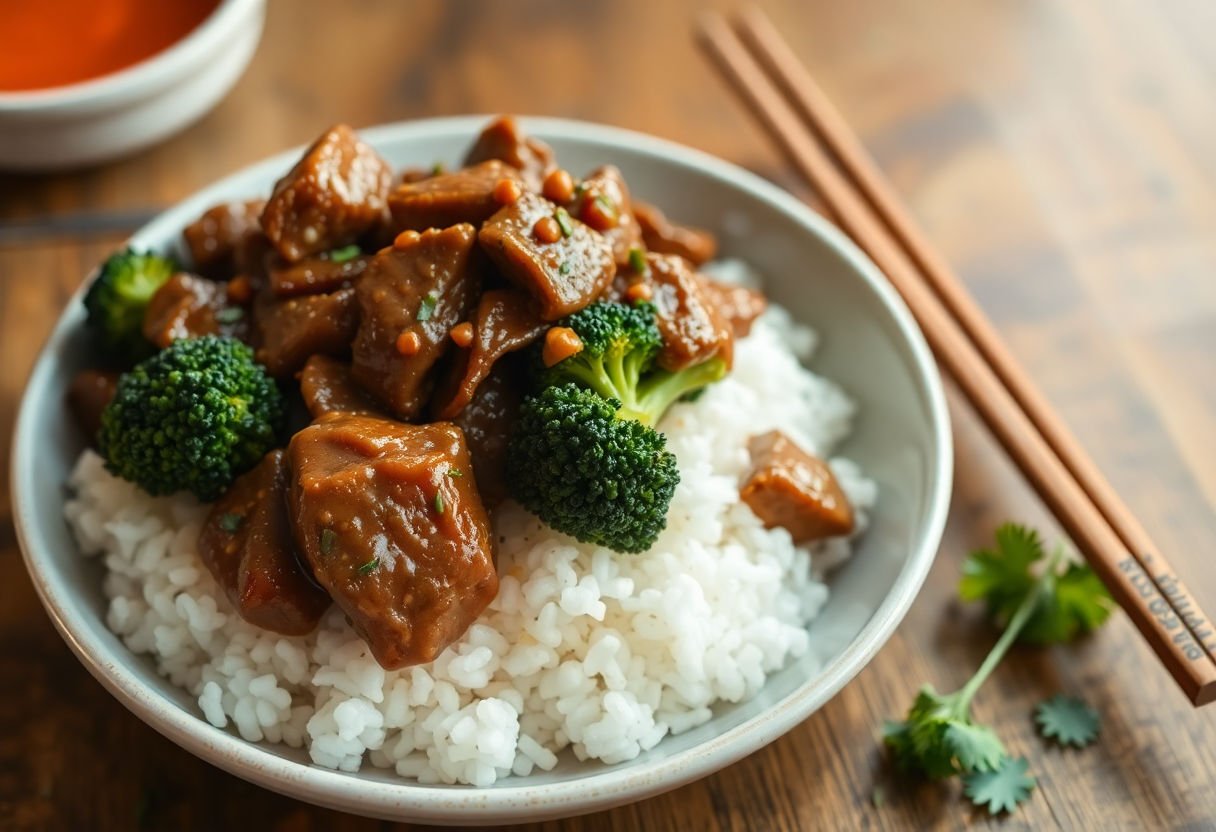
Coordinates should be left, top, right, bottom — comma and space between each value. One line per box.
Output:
431, 289, 546, 419
701, 278, 766, 337
67, 369, 118, 442
452, 362, 521, 508
254, 286, 358, 377
571, 165, 643, 267
198, 450, 331, 635
299, 355, 384, 419
741, 431, 854, 543
287, 415, 498, 669
268, 253, 369, 298
261, 125, 393, 262
143, 273, 249, 348
388, 160, 523, 232
479, 191, 615, 320
182, 199, 268, 277
634, 200, 718, 266
351, 224, 483, 420
463, 115, 555, 191
646, 253, 733, 371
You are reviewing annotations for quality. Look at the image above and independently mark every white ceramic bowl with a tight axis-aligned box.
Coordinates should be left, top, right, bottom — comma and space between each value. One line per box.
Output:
12, 116, 951, 824
0, 0, 264, 171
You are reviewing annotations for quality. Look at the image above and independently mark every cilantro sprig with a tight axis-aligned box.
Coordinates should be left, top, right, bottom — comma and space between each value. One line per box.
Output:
882, 523, 1113, 816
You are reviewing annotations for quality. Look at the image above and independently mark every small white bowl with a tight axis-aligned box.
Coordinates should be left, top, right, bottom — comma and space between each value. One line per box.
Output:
0, 0, 264, 171
12, 117, 952, 823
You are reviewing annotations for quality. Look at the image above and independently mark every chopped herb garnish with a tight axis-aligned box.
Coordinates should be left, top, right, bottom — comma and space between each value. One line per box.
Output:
215, 306, 245, 324
328, 244, 361, 263
554, 207, 573, 238
573, 181, 588, 197
447, 469, 464, 478
594, 193, 618, 219
1035, 695, 1100, 748
431, 162, 446, 176
218, 513, 244, 533
417, 293, 438, 322
357, 557, 379, 575
559, 260, 573, 276
320, 528, 337, 555
434, 490, 445, 514
628, 247, 647, 274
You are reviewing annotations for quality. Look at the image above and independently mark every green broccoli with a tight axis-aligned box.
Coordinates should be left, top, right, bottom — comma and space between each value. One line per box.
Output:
539, 300, 727, 426
506, 384, 679, 553
82, 248, 177, 363
98, 335, 284, 501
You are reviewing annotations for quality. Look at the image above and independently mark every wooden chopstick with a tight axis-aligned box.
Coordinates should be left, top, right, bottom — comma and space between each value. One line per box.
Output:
695, 10, 1216, 706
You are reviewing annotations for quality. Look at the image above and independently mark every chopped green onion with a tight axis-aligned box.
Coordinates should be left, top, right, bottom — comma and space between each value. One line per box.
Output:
357, 557, 379, 575
594, 194, 618, 220
218, 513, 244, 533
320, 528, 337, 555
417, 293, 438, 321
328, 244, 361, 263
559, 260, 573, 276
447, 469, 464, 478
215, 307, 245, 324
628, 247, 647, 274
554, 207, 573, 238
573, 181, 588, 197
431, 162, 446, 176
434, 490, 445, 514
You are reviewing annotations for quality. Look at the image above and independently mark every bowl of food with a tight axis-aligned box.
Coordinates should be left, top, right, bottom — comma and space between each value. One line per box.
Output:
12, 115, 951, 823
0, 0, 264, 170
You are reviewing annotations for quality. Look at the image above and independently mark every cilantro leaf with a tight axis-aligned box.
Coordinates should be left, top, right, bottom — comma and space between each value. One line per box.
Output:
883, 686, 1006, 778
1035, 694, 1100, 748
959, 523, 1113, 645
963, 756, 1036, 815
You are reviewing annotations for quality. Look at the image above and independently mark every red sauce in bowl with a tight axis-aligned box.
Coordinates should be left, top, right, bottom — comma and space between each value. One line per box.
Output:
0, 0, 220, 93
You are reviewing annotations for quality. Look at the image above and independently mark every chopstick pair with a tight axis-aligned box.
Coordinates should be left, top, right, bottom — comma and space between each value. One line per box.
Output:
696, 7, 1216, 706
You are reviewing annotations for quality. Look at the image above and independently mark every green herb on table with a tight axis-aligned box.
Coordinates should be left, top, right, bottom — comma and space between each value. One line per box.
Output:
883, 523, 1114, 816
962, 756, 1036, 815
959, 523, 1114, 644
1035, 694, 1101, 748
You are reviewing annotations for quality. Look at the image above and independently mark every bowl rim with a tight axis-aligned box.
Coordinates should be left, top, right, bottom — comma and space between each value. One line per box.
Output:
11, 115, 952, 823
0, 0, 261, 112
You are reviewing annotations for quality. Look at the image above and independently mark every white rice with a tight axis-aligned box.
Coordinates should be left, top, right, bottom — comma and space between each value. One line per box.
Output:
64, 262, 876, 786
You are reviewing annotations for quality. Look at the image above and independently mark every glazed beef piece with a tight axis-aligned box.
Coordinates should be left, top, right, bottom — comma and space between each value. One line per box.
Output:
452, 363, 521, 508
67, 369, 118, 441
479, 191, 615, 320
646, 253, 733, 371
701, 278, 766, 337
463, 115, 555, 191
388, 160, 522, 233
143, 273, 249, 348
198, 450, 331, 635
570, 166, 642, 267
351, 224, 483, 420
182, 199, 268, 277
287, 414, 498, 669
254, 286, 358, 377
261, 124, 393, 262
431, 289, 546, 419
299, 355, 384, 419
268, 253, 369, 298
740, 431, 854, 543
633, 200, 718, 266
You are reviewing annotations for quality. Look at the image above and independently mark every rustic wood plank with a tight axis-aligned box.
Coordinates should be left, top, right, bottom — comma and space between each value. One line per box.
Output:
2, 0, 1216, 828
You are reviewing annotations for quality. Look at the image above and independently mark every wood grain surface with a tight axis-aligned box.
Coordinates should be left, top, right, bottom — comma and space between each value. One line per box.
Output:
3, 0, 1216, 828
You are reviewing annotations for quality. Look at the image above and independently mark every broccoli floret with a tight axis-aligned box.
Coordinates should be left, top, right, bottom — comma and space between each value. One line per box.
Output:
82, 248, 177, 363
506, 384, 679, 553
98, 335, 284, 500
541, 300, 727, 425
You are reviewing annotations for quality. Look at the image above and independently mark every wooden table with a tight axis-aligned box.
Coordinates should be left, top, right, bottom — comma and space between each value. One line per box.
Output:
3, 0, 1216, 828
